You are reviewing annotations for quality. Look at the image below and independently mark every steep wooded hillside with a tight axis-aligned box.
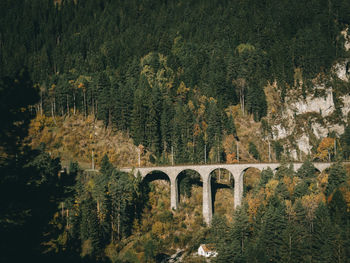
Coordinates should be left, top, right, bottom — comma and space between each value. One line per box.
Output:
2, 0, 350, 164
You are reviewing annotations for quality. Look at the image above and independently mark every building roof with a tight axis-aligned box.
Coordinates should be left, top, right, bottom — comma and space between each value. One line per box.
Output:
200, 244, 216, 253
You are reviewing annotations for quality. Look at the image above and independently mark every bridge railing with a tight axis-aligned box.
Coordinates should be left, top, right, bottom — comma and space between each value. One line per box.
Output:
119, 161, 344, 170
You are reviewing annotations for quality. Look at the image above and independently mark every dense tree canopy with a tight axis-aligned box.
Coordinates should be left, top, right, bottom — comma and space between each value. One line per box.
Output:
1, 2, 350, 261
1, 0, 349, 162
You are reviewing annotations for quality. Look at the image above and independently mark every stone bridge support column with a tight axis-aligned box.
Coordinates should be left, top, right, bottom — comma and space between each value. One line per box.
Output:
202, 172, 212, 225
233, 173, 243, 209
228, 167, 243, 209
170, 176, 178, 210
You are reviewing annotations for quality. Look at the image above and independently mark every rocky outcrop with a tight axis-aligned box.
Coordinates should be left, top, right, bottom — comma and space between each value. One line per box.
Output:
270, 31, 350, 158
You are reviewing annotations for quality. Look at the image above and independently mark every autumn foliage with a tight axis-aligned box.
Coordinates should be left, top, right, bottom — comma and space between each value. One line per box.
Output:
316, 137, 335, 161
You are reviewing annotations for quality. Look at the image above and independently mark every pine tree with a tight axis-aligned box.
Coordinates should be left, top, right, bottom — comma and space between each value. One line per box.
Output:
325, 162, 347, 197
160, 96, 173, 159
225, 115, 236, 136
248, 141, 260, 161
131, 87, 147, 146
257, 196, 287, 262
80, 194, 101, 258
230, 205, 251, 261
296, 159, 317, 180
146, 84, 162, 156
259, 167, 274, 187
108, 170, 134, 241
341, 124, 350, 160
96, 72, 111, 126
311, 202, 335, 263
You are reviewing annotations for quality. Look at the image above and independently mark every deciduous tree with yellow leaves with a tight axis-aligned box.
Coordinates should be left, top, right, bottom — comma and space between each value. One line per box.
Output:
316, 137, 335, 161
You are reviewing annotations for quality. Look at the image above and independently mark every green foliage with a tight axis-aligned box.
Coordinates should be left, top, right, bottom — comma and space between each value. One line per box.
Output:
0, 71, 67, 262
274, 141, 284, 161
341, 124, 350, 159
259, 168, 274, 187
325, 162, 347, 197
275, 163, 294, 180
209, 160, 350, 263
179, 170, 201, 199
2, 1, 350, 261
0, 69, 39, 156
248, 142, 260, 160
144, 239, 157, 262
311, 203, 335, 263
296, 159, 317, 180
1, 0, 349, 159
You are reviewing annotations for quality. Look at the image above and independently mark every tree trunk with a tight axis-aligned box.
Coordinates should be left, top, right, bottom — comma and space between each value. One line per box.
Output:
83, 91, 86, 118
67, 94, 69, 116
108, 108, 111, 127
73, 92, 76, 115
96, 100, 98, 115
92, 96, 94, 116
111, 218, 114, 243
40, 90, 43, 116
66, 209, 69, 228
117, 201, 121, 240
61, 202, 64, 217
240, 87, 245, 115
51, 101, 57, 125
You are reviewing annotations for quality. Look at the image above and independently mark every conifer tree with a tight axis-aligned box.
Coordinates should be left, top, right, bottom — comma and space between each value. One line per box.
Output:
257, 196, 287, 262
96, 72, 111, 126
146, 84, 162, 156
131, 87, 147, 146
80, 194, 101, 257
325, 163, 347, 197
311, 202, 336, 263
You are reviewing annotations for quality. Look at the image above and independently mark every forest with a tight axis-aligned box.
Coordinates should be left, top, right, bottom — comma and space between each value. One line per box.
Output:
1, 0, 350, 262
1, 0, 350, 163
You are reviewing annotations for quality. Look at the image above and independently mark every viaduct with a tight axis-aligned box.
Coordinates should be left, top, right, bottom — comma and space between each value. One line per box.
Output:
120, 162, 332, 225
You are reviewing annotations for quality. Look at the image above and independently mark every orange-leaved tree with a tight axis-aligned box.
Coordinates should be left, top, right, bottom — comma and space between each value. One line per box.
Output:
316, 137, 335, 161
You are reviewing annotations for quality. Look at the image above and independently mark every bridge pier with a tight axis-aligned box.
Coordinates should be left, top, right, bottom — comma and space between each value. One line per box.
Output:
120, 162, 332, 225
202, 174, 212, 225
170, 177, 178, 210
233, 174, 243, 209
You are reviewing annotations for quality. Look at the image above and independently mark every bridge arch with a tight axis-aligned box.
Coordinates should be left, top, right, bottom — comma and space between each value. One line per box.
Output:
209, 168, 235, 218
176, 168, 205, 182
176, 169, 203, 209
120, 162, 333, 225
241, 167, 262, 196
143, 170, 171, 183
141, 170, 171, 212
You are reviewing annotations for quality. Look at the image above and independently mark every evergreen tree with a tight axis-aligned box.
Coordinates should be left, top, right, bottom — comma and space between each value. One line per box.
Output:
225, 115, 236, 136
325, 162, 347, 197
274, 141, 284, 161
229, 205, 251, 261
257, 196, 287, 262
80, 194, 101, 257
248, 141, 260, 161
341, 124, 350, 159
259, 167, 274, 187
160, 96, 173, 159
296, 159, 317, 180
96, 71, 111, 126
0, 70, 66, 262
146, 84, 162, 156
131, 86, 147, 146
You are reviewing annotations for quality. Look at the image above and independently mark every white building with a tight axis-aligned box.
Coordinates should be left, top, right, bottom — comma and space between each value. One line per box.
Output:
198, 244, 217, 258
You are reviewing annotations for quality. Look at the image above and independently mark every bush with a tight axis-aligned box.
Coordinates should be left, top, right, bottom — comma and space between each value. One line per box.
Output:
249, 142, 260, 160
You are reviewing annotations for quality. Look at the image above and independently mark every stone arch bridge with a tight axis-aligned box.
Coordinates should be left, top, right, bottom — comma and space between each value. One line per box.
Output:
120, 162, 332, 224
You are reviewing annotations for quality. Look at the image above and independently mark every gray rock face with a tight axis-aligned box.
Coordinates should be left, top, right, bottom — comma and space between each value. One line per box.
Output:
271, 65, 350, 158
269, 29, 350, 158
